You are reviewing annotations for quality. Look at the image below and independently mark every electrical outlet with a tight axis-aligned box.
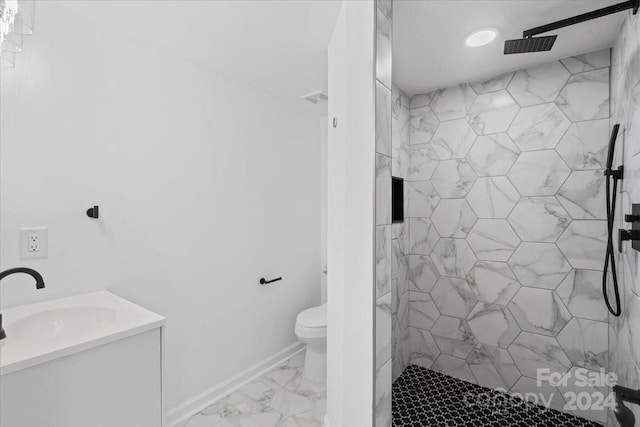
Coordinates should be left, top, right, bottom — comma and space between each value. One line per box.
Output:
19, 227, 48, 260
28, 233, 40, 252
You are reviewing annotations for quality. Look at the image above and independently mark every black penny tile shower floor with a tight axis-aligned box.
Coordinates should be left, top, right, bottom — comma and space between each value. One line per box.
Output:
392, 365, 602, 427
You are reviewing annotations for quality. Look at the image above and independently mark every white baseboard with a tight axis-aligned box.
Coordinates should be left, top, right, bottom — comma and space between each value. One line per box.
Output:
165, 341, 305, 427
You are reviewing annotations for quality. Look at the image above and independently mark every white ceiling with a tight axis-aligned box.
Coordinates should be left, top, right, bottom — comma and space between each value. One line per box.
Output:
53, 0, 341, 108
393, 0, 626, 95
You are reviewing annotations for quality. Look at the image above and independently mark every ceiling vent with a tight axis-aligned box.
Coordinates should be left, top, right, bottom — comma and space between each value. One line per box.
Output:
300, 91, 328, 105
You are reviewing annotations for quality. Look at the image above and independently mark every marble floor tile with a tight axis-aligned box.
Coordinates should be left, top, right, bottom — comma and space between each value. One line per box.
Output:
467, 261, 521, 305
508, 242, 572, 289
507, 103, 571, 151
466, 133, 520, 177
466, 177, 520, 219
466, 219, 520, 262
430, 276, 477, 318
430, 198, 477, 237
508, 196, 571, 242
467, 302, 520, 349
507, 61, 570, 107
270, 389, 314, 417
184, 351, 325, 427
508, 287, 572, 336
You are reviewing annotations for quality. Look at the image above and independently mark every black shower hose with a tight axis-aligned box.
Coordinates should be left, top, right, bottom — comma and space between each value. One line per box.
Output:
604, 169, 622, 317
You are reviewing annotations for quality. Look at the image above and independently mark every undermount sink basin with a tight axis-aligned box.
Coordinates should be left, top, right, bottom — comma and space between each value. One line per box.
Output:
0, 291, 165, 376
9, 306, 116, 342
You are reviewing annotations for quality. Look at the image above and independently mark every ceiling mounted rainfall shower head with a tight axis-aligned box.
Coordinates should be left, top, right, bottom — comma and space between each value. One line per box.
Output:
505, 0, 639, 54
504, 35, 557, 54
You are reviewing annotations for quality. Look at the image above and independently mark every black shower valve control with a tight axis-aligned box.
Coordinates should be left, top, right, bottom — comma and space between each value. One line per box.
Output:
604, 165, 624, 179
619, 229, 640, 252
624, 214, 640, 223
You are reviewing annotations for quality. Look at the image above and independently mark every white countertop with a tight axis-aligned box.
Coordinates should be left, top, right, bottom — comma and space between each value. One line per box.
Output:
0, 291, 165, 376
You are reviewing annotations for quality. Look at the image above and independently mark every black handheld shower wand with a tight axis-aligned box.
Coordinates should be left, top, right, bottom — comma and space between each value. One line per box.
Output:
604, 124, 623, 317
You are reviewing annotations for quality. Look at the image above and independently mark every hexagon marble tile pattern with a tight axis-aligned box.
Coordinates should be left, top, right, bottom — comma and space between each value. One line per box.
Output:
178, 351, 325, 427
375, 2, 394, 426
387, 48, 613, 425
607, 13, 640, 426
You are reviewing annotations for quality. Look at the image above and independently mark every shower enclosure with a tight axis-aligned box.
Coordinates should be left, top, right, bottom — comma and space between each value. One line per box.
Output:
373, 1, 640, 426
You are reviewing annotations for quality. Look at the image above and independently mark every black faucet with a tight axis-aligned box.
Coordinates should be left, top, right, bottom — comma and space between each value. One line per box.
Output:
0, 267, 45, 340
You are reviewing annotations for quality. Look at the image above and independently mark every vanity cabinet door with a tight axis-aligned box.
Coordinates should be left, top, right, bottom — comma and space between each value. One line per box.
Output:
1, 328, 162, 427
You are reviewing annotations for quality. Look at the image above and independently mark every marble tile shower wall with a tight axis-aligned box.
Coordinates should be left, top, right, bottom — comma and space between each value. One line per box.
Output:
400, 50, 611, 424
610, 12, 640, 427
390, 83, 410, 384
374, 0, 393, 426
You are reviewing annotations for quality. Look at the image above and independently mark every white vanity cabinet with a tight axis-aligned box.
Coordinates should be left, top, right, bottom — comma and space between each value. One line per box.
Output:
0, 292, 165, 427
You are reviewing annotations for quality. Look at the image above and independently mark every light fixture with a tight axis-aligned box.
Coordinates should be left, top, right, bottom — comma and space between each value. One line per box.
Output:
0, 0, 19, 45
465, 28, 498, 47
1, 0, 35, 67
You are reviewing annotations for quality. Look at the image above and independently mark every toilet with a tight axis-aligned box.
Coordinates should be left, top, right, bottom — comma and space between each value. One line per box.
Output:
295, 303, 327, 383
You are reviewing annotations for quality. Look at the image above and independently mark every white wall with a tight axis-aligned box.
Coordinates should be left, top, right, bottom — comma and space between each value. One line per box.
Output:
326, 1, 376, 426
0, 1, 322, 419
320, 114, 328, 303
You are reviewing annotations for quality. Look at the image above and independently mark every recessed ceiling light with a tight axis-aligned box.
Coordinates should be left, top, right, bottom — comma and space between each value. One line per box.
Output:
465, 28, 498, 47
